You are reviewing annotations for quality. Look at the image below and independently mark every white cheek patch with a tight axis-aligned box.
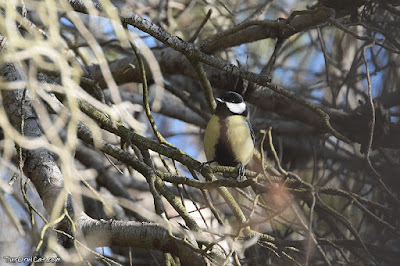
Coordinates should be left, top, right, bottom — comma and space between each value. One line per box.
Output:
226, 102, 246, 114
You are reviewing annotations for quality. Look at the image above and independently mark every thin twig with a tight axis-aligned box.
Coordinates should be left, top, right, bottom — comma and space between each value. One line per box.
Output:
188, 59, 216, 112
129, 40, 176, 148
362, 42, 400, 206
188, 9, 212, 43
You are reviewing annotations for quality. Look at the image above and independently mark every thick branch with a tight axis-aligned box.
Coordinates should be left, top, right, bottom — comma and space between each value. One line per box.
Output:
76, 214, 208, 266
199, 7, 333, 53
0, 41, 74, 247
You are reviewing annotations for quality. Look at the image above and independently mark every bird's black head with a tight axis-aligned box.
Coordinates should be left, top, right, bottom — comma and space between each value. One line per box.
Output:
219, 91, 244, 103
215, 91, 248, 116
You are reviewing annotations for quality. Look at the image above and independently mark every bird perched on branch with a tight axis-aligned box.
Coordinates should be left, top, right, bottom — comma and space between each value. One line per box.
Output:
204, 91, 255, 177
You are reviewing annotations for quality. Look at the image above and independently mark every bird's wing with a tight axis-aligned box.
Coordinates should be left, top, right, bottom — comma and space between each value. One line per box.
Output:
246, 120, 255, 144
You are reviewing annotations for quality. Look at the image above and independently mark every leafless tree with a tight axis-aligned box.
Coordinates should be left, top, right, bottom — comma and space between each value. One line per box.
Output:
0, 0, 399, 265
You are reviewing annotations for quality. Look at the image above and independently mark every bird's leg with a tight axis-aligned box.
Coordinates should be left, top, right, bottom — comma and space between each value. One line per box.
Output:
236, 163, 245, 179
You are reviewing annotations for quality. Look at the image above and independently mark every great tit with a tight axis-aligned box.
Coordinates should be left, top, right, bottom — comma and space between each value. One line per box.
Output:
204, 91, 255, 177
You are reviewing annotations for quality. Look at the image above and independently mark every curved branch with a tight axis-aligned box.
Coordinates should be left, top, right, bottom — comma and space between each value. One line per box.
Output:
76, 214, 208, 266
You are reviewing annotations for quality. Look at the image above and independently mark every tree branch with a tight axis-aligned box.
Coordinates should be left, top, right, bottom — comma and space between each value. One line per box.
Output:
0, 38, 74, 247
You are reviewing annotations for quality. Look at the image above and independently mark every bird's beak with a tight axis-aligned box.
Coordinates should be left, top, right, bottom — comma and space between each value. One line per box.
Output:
216, 98, 223, 103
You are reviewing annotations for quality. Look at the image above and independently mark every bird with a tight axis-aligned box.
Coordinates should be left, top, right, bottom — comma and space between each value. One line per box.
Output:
203, 91, 255, 177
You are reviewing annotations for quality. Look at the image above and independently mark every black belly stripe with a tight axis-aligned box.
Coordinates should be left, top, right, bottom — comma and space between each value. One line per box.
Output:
214, 117, 237, 166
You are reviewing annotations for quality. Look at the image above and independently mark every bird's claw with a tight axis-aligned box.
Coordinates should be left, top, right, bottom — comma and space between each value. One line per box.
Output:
236, 163, 245, 179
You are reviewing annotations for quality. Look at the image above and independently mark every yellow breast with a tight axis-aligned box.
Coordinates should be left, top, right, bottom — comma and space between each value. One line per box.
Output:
204, 114, 254, 166
225, 115, 254, 165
